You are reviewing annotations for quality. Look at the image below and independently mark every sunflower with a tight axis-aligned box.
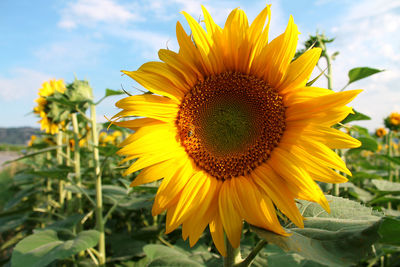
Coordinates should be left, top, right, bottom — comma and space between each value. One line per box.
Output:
113, 5, 361, 256
33, 79, 66, 134
375, 127, 387, 138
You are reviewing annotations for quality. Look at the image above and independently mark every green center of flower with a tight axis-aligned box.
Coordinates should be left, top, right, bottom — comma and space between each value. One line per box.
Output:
177, 72, 286, 180
201, 99, 254, 155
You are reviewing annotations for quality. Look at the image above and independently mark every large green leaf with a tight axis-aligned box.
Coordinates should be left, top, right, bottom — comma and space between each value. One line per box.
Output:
143, 244, 204, 267
377, 155, 400, 166
11, 229, 99, 267
340, 182, 373, 202
347, 67, 383, 85
371, 179, 400, 193
4, 146, 61, 164
0, 214, 28, 233
252, 196, 381, 267
348, 137, 378, 154
341, 110, 370, 124
378, 217, 400, 245
26, 166, 73, 179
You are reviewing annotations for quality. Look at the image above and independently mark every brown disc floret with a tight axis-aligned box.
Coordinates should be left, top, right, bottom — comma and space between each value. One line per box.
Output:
177, 72, 286, 180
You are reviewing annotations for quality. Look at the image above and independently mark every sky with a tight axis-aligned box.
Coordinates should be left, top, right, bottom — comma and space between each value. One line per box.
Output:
1, 0, 399, 131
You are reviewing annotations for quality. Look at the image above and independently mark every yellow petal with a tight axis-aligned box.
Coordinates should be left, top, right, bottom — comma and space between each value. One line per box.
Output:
113, 94, 178, 123
268, 147, 330, 212
278, 48, 322, 94
175, 21, 209, 76
252, 164, 304, 228
231, 176, 287, 235
181, 11, 222, 74
218, 180, 243, 248
252, 16, 299, 87
158, 49, 200, 87
122, 70, 184, 102
209, 212, 226, 257
286, 90, 362, 121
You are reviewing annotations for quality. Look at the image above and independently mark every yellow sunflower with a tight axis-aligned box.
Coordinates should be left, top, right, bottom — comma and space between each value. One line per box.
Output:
375, 127, 387, 138
113, 5, 361, 256
390, 112, 400, 126
33, 79, 66, 134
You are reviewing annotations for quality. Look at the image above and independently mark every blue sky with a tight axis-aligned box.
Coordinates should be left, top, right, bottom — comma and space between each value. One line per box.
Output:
1, 0, 399, 130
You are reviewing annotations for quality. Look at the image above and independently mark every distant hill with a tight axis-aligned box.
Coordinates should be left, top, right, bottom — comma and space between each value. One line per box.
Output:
0, 127, 40, 145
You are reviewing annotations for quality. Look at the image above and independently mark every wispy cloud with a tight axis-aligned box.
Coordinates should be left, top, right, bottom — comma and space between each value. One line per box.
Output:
322, 0, 400, 129
58, 0, 143, 29
34, 37, 108, 72
0, 68, 51, 101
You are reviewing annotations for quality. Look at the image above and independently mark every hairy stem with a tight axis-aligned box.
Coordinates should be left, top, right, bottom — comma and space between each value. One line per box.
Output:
236, 240, 267, 267
224, 237, 242, 267
91, 103, 106, 266
71, 113, 83, 218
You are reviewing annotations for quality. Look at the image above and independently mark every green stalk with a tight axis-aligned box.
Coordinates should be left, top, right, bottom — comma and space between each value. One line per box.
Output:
56, 131, 65, 208
46, 152, 52, 213
236, 240, 267, 267
71, 113, 83, 215
224, 237, 242, 267
321, 42, 340, 196
90, 103, 106, 265
65, 133, 73, 208
387, 131, 393, 209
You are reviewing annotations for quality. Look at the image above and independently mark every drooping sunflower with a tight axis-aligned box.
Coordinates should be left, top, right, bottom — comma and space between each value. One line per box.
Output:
33, 79, 66, 134
113, 5, 361, 255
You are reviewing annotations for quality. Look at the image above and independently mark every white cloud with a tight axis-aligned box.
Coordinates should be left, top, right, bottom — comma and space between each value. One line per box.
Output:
34, 37, 107, 71
311, 0, 400, 130
59, 0, 142, 29
0, 68, 51, 101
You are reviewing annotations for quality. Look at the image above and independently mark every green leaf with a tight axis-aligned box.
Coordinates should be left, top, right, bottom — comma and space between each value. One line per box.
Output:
371, 179, 400, 193
105, 88, 125, 97
4, 146, 62, 164
108, 234, 146, 260
378, 217, 400, 245
348, 137, 378, 154
260, 245, 325, 267
350, 125, 370, 137
143, 244, 203, 267
348, 67, 383, 85
45, 214, 85, 231
0, 214, 28, 233
341, 110, 370, 124
118, 196, 153, 210
252, 196, 381, 267
26, 166, 73, 179
377, 155, 400, 166
11, 230, 99, 267
340, 182, 373, 202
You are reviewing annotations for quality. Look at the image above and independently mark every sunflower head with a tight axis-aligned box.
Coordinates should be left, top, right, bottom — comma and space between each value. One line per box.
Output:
33, 79, 67, 134
27, 135, 37, 147
375, 127, 387, 138
113, 5, 361, 256
384, 112, 400, 131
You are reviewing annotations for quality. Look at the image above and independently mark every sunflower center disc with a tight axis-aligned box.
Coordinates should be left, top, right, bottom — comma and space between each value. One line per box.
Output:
177, 72, 286, 180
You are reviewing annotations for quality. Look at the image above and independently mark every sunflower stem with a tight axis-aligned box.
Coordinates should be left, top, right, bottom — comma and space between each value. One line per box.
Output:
65, 132, 73, 209
321, 36, 340, 197
71, 113, 83, 222
46, 152, 52, 215
387, 130, 393, 210
224, 237, 242, 267
235, 240, 267, 267
90, 103, 106, 266
56, 131, 65, 210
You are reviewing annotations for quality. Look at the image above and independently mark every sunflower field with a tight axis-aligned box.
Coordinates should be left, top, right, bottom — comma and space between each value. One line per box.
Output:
1, 5, 400, 267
